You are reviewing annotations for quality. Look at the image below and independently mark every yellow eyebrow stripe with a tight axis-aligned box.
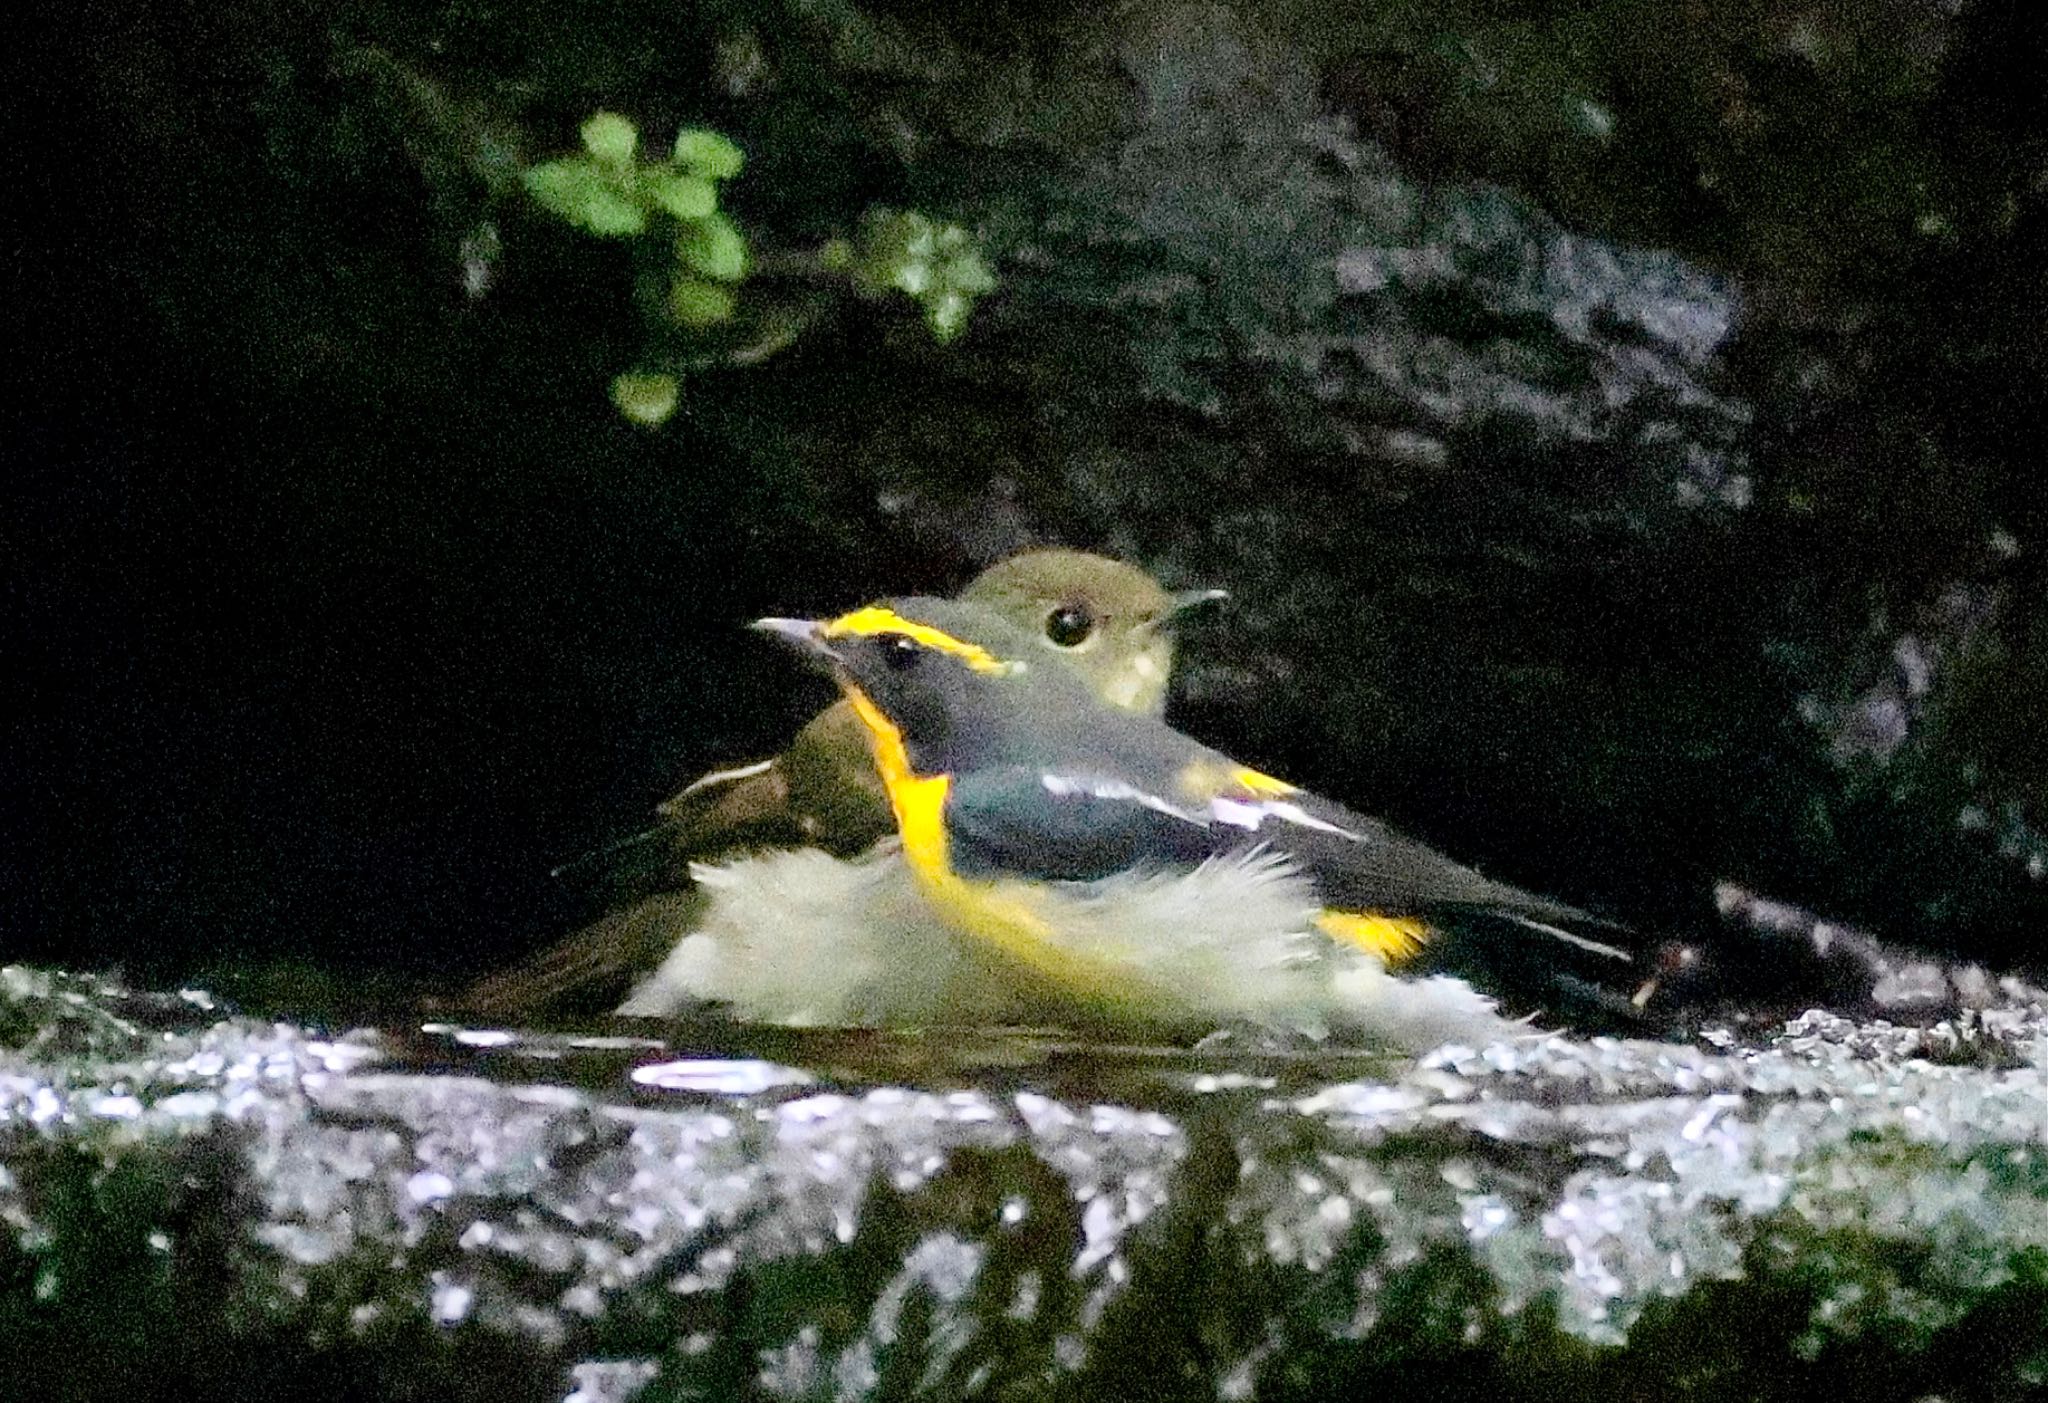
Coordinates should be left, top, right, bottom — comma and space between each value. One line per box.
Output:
1316, 910, 1430, 965
822, 606, 1019, 676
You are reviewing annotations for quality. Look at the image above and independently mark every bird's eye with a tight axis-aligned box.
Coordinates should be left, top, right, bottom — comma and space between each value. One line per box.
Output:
1044, 604, 1095, 648
881, 633, 923, 671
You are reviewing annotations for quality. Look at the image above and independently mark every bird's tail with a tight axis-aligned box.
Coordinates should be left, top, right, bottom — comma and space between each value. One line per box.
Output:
458, 889, 711, 1021
1411, 902, 1656, 1034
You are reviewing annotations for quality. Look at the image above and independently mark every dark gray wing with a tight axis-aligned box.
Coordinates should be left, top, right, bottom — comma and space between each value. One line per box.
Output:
1237, 787, 1603, 928
941, 765, 1227, 882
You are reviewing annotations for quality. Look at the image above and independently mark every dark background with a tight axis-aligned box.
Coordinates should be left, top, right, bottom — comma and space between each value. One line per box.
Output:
7, 0, 2045, 997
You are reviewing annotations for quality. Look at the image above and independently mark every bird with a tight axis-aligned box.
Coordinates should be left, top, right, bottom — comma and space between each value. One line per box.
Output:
719, 595, 1651, 1045
643, 547, 1222, 865
459, 550, 1224, 1019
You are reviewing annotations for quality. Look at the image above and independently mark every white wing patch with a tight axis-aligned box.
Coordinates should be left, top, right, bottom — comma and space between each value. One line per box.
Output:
1210, 796, 1365, 841
1258, 799, 1365, 840
1210, 798, 1267, 830
1039, 772, 1207, 825
1039, 771, 1369, 843
676, 757, 776, 797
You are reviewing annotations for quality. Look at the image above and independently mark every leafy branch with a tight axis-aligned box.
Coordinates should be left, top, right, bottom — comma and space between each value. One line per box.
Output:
522, 112, 996, 426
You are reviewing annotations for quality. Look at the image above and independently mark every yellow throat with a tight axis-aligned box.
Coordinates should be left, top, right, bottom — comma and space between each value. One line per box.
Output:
837, 684, 1155, 1007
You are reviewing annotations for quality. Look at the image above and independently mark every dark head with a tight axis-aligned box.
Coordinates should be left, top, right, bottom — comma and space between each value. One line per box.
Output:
753, 596, 1094, 775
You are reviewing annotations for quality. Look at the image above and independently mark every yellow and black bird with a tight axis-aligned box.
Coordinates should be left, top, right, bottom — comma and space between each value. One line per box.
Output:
461, 551, 1222, 1018
646, 547, 1219, 864
727, 596, 1648, 1044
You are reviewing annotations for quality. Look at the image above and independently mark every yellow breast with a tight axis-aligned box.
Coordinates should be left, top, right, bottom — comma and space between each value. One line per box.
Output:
842, 688, 1139, 1005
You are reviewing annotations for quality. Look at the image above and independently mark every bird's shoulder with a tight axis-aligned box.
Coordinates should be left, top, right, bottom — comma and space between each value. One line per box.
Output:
938, 719, 1363, 883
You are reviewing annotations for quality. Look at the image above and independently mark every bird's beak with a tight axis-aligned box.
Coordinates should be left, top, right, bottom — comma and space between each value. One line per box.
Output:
750, 616, 839, 668
1152, 587, 1227, 632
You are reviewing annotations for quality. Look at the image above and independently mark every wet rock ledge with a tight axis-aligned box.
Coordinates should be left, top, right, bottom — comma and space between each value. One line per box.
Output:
2, 964, 2046, 1402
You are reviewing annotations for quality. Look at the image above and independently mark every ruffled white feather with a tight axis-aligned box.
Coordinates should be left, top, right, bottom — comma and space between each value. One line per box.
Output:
618, 843, 1524, 1050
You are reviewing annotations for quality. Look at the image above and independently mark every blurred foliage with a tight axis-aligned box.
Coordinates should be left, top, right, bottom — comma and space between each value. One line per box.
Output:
518, 107, 995, 424
832, 209, 996, 343
522, 113, 739, 235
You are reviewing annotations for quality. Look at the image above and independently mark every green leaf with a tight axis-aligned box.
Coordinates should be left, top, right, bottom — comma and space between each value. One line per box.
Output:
672, 128, 745, 180
924, 289, 971, 343
522, 160, 646, 236
581, 112, 638, 166
645, 171, 717, 221
839, 208, 997, 344
669, 275, 737, 326
676, 213, 749, 282
896, 262, 934, 296
611, 372, 679, 425
945, 248, 996, 295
